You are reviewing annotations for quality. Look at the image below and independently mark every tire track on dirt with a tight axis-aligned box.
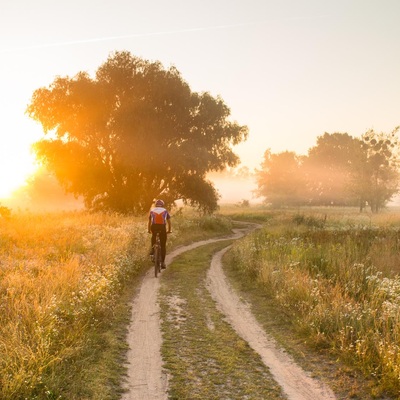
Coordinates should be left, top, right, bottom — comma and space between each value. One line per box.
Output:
206, 245, 337, 400
122, 230, 246, 400
122, 223, 336, 399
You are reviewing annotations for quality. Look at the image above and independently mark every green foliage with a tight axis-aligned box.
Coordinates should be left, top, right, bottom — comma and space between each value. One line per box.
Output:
26, 51, 248, 215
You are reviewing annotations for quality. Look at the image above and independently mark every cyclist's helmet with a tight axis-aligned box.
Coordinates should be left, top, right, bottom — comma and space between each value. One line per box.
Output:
155, 199, 165, 207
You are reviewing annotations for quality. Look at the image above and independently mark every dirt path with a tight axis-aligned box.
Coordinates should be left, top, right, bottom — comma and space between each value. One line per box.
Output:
207, 245, 337, 400
122, 234, 241, 400
122, 225, 336, 400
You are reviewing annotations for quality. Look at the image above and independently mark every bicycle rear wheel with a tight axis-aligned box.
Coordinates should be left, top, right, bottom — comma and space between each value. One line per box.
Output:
154, 245, 161, 277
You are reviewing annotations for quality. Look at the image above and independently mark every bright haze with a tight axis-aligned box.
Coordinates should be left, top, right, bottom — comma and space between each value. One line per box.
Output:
1, 0, 399, 204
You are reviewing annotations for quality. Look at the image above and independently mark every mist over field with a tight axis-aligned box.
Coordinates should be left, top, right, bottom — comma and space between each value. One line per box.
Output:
0, 169, 260, 212
211, 173, 260, 204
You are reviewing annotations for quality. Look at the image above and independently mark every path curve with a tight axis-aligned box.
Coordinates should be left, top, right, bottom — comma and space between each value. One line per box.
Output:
122, 231, 244, 400
122, 224, 336, 399
206, 245, 337, 400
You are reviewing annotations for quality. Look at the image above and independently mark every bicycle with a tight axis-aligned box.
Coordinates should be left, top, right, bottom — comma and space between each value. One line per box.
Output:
153, 232, 162, 278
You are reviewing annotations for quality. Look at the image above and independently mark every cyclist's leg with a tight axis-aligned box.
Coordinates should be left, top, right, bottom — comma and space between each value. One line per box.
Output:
150, 226, 157, 255
159, 229, 167, 264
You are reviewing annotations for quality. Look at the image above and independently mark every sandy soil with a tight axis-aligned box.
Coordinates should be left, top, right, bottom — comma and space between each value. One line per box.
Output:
122, 225, 337, 399
121, 234, 239, 400
207, 245, 337, 400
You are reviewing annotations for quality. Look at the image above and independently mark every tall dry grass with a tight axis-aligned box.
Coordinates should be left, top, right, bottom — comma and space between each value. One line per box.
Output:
0, 211, 147, 399
0, 209, 233, 399
229, 209, 400, 397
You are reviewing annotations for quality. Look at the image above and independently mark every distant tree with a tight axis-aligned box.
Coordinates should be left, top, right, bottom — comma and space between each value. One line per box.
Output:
303, 132, 360, 206
255, 150, 306, 207
350, 127, 400, 212
13, 166, 83, 211
26, 51, 248, 214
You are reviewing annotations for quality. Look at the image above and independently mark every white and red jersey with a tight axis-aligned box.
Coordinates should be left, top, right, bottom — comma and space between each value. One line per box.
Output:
149, 207, 170, 225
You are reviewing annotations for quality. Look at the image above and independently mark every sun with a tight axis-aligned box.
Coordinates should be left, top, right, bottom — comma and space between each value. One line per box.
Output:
0, 147, 38, 199
0, 117, 41, 200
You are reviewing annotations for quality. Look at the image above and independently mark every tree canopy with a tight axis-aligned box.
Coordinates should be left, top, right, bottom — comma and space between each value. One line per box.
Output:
352, 128, 400, 212
256, 129, 400, 212
255, 150, 306, 207
303, 132, 361, 206
26, 51, 248, 214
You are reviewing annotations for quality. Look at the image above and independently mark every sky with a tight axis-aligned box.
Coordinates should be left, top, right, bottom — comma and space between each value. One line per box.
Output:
1, 0, 399, 201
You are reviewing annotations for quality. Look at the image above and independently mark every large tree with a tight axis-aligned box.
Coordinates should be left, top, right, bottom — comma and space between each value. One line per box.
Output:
26, 51, 248, 214
255, 150, 306, 207
303, 132, 361, 206
350, 128, 400, 212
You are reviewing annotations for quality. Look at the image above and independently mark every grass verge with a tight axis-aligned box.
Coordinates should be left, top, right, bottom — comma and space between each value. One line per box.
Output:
223, 240, 393, 400
159, 241, 285, 400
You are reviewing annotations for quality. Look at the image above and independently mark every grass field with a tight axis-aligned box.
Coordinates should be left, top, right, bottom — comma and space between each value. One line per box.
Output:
0, 209, 232, 399
226, 206, 400, 398
3, 204, 400, 398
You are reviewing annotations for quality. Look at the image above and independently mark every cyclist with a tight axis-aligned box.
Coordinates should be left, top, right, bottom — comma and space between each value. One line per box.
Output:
148, 199, 171, 269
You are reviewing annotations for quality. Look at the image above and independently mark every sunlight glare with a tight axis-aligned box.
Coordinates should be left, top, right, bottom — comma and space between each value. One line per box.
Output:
0, 145, 38, 199
0, 110, 42, 200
